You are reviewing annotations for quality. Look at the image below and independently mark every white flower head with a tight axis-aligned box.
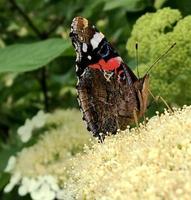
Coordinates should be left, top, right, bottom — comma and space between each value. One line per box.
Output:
17, 176, 60, 200
17, 119, 33, 142
30, 180, 56, 200
18, 184, 28, 196
4, 156, 16, 172
17, 110, 49, 143
4, 172, 21, 193
31, 110, 48, 128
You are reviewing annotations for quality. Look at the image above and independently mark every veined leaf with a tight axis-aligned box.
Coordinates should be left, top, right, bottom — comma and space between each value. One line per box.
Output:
0, 38, 71, 73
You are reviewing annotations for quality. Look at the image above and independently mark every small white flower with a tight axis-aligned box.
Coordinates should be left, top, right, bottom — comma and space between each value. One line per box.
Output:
31, 182, 56, 200
4, 172, 21, 193
21, 177, 40, 193
4, 183, 13, 193
18, 184, 28, 196
32, 110, 47, 128
28, 178, 41, 192
41, 175, 59, 192
4, 156, 16, 172
17, 111, 48, 143
17, 119, 33, 142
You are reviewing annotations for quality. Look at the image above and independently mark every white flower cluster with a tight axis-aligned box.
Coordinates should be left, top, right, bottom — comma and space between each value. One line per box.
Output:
4, 172, 21, 193
19, 176, 60, 200
6, 106, 191, 199
4, 109, 90, 200
4, 156, 16, 173
5, 174, 62, 200
4, 154, 74, 200
17, 110, 49, 142
65, 105, 191, 199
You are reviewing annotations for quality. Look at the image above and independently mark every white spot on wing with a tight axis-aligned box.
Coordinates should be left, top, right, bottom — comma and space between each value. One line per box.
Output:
90, 32, 104, 49
81, 70, 86, 77
87, 55, 92, 60
82, 43, 87, 52
76, 52, 80, 61
74, 43, 78, 50
76, 77, 79, 85
75, 64, 79, 72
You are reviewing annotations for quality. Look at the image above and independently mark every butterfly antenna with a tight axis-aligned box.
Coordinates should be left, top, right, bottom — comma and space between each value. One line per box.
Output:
135, 42, 140, 78
145, 42, 176, 75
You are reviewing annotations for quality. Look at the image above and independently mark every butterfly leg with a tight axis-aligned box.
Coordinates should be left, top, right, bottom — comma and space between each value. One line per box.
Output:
133, 109, 139, 129
98, 133, 105, 143
143, 114, 147, 127
148, 89, 174, 112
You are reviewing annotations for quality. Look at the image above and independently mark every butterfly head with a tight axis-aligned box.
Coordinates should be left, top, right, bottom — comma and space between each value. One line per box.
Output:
70, 17, 95, 43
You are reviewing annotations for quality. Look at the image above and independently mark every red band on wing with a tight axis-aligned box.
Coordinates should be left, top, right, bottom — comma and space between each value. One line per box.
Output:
89, 57, 121, 71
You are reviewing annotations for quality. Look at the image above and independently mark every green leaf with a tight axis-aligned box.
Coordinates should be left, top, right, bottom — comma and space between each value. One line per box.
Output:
0, 38, 71, 73
104, 0, 150, 12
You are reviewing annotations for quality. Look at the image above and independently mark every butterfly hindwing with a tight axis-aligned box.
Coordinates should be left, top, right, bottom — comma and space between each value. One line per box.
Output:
70, 16, 149, 139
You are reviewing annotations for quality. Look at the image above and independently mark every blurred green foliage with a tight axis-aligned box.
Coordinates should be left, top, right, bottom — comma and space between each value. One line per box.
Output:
127, 7, 191, 106
0, 0, 191, 199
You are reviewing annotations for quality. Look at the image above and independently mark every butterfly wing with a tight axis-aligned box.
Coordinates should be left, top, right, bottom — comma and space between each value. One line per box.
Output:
70, 16, 138, 83
70, 16, 139, 139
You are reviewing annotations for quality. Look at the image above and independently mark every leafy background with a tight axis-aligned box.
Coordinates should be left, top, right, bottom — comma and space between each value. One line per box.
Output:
0, 0, 191, 199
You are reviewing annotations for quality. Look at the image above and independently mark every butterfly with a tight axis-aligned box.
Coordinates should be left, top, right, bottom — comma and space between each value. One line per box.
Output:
69, 16, 149, 140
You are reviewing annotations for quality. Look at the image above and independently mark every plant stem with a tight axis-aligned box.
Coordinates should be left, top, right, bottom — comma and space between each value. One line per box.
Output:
40, 67, 49, 111
9, 0, 42, 38
9, 0, 50, 111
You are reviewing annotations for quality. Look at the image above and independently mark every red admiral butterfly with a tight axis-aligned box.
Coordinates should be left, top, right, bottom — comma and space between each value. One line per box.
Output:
69, 17, 149, 140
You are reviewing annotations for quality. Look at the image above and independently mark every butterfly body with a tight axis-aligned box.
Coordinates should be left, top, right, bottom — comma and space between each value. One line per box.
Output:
70, 16, 149, 139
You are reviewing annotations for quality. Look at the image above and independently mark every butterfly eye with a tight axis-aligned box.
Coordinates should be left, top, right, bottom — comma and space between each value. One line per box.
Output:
98, 42, 110, 58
